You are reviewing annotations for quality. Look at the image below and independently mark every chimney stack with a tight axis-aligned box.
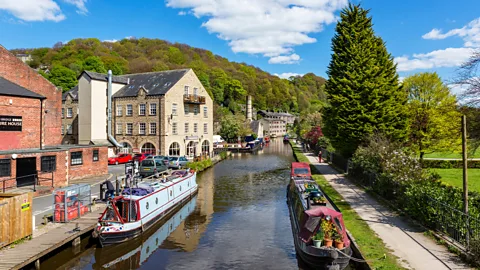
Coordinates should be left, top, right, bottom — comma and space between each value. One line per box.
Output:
246, 95, 252, 122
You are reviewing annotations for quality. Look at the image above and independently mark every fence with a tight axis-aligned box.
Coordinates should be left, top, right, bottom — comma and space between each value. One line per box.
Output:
320, 148, 350, 172
1, 171, 54, 193
0, 192, 33, 248
53, 184, 91, 223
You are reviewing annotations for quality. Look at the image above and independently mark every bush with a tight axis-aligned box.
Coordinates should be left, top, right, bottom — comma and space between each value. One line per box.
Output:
186, 159, 213, 172
220, 151, 228, 160
422, 159, 480, 169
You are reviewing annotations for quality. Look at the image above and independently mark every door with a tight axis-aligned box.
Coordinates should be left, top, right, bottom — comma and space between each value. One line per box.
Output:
16, 157, 37, 187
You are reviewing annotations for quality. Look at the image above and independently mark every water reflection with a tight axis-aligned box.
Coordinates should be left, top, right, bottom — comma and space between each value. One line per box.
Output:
40, 141, 350, 270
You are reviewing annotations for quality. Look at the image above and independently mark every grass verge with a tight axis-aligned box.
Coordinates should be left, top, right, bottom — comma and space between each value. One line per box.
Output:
432, 168, 480, 192
290, 142, 405, 270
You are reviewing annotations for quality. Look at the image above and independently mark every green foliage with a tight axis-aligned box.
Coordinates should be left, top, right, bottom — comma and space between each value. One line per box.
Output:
219, 151, 228, 160
422, 160, 480, 169
323, 4, 407, 157
12, 38, 325, 113
45, 65, 78, 92
219, 114, 240, 142
320, 219, 333, 239
186, 159, 213, 172
404, 72, 462, 158
313, 230, 324, 241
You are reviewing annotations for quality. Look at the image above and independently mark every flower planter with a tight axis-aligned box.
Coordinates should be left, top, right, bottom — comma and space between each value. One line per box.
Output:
313, 239, 322, 248
323, 238, 333, 247
334, 240, 344, 249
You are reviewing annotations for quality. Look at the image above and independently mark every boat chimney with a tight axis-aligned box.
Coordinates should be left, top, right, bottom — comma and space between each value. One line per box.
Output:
306, 197, 311, 210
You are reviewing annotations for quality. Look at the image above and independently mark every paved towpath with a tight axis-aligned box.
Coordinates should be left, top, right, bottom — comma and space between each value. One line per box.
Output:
302, 149, 473, 270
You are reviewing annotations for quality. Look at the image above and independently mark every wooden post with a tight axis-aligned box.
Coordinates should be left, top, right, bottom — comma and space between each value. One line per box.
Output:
462, 115, 469, 248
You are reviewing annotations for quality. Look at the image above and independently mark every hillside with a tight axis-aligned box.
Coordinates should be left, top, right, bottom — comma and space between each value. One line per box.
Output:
11, 38, 326, 113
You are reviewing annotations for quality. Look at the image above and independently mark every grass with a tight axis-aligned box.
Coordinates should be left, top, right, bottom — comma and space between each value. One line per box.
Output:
431, 168, 480, 192
290, 142, 405, 270
424, 148, 480, 159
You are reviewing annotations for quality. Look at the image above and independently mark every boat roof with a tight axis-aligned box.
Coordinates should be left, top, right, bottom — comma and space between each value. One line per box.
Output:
291, 162, 311, 177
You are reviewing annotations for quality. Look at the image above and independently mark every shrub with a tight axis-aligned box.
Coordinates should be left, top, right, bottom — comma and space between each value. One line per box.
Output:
422, 159, 480, 169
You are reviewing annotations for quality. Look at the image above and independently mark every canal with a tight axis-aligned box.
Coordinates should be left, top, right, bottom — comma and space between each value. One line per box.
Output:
40, 140, 353, 269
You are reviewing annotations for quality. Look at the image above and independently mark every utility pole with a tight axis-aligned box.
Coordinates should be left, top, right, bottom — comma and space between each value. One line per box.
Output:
462, 115, 469, 248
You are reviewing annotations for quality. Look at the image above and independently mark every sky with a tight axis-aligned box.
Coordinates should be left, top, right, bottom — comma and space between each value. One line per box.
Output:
0, 0, 479, 92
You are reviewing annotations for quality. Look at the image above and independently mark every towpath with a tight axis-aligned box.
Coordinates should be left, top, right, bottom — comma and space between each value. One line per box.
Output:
302, 150, 473, 270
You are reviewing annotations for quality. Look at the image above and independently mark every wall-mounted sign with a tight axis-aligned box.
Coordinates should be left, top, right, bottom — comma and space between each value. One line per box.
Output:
186, 136, 198, 141
21, 202, 30, 212
0, 115, 22, 131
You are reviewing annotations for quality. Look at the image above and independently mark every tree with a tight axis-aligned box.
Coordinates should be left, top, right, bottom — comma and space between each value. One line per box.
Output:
219, 115, 240, 142
404, 72, 461, 159
455, 50, 480, 105
323, 4, 407, 157
83, 56, 107, 73
47, 65, 78, 92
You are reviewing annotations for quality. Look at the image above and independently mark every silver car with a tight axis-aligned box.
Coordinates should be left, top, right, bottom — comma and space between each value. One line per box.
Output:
168, 156, 189, 169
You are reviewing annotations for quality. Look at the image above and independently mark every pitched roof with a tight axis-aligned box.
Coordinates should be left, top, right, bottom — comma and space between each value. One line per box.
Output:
113, 69, 190, 98
81, 70, 130, 84
258, 110, 294, 117
0, 76, 46, 100
62, 85, 78, 101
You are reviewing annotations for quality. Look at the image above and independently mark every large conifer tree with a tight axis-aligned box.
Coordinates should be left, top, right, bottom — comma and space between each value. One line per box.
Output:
324, 4, 407, 157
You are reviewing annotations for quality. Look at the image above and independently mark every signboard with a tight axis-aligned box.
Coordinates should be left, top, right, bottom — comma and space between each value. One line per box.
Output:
21, 202, 30, 212
0, 115, 22, 131
186, 136, 198, 141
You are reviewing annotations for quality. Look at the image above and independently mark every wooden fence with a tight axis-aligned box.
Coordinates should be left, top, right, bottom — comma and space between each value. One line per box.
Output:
0, 192, 33, 248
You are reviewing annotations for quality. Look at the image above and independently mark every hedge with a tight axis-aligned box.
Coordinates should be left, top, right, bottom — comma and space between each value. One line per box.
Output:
422, 159, 480, 169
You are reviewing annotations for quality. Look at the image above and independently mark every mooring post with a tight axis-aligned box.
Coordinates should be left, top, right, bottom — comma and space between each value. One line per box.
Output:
35, 259, 40, 270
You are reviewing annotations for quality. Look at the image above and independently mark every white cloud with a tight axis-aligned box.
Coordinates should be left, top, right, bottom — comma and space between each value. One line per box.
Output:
274, 72, 304, 79
63, 0, 88, 14
0, 0, 88, 21
125, 36, 136, 40
165, 0, 348, 64
395, 47, 474, 72
178, 10, 186, 15
398, 76, 405, 82
268, 53, 301, 64
103, 39, 118, 43
422, 17, 480, 48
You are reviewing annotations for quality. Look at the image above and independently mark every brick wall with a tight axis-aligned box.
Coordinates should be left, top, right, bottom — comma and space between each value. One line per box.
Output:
68, 147, 108, 180
0, 46, 62, 146
0, 96, 41, 150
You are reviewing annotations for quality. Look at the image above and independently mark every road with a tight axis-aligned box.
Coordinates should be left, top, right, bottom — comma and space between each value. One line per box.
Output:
32, 164, 126, 227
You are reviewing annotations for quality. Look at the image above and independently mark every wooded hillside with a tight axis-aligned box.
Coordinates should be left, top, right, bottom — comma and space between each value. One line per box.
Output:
11, 38, 326, 113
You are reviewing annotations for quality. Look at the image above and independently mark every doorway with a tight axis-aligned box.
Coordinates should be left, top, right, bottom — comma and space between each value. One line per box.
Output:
16, 157, 37, 187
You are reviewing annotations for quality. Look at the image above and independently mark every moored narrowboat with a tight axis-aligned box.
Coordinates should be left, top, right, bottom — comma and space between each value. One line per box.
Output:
287, 162, 352, 270
93, 169, 198, 246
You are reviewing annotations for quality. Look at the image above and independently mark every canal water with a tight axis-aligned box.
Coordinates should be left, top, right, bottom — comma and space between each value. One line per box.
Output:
40, 140, 353, 270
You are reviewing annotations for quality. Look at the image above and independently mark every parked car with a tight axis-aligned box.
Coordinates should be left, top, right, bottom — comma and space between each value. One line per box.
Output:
168, 156, 189, 169
146, 155, 170, 165
139, 158, 168, 178
133, 153, 151, 163
108, 153, 132, 165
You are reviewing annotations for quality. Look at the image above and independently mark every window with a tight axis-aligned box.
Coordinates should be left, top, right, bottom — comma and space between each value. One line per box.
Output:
41, 156, 56, 172
126, 123, 133, 135
185, 123, 189, 134
184, 104, 189, 115
0, 159, 11, 177
116, 105, 122, 116
62, 108, 64, 118
203, 106, 208, 118
194, 123, 198, 133
150, 103, 157, 115
187, 141, 195, 157
139, 123, 146, 135
193, 87, 198, 96
150, 123, 157, 135
61, 125, 64, 135
67, 108, 73, 118
126, 104, 133, 116
93, 150, 99, 161
184, 85, 189, 95
169, 142, 180, 156
116, 123, 122, 135
193, 106, 198, 115
202, 140, 210, 155
204, 123, 208, 134
67, 124, 72, 135
141, 143, 156, 154
139, 104, 146, 116
172, 103, 178, 115
71, 151, 83, 166
172, 122, 178, 135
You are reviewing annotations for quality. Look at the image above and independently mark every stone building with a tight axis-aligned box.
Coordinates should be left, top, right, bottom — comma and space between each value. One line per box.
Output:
61, 86, 78, 144
64, 69, 214, 158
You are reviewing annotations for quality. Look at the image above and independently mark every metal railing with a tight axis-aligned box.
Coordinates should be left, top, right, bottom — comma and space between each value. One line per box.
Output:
1, 171, 54, 193
320, 148, 350, 172
183, 94, 206, 104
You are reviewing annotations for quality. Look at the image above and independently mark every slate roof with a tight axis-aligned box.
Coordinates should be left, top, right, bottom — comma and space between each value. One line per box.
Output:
62, 85, 78, 101
0, 76, 46, 100
113, 69, 190, 98
258, 110, 294, 117
81, 70, 130, 84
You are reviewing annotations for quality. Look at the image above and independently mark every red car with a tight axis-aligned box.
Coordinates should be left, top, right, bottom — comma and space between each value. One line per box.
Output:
108, 153, 133, 165
133, 153, 151, 163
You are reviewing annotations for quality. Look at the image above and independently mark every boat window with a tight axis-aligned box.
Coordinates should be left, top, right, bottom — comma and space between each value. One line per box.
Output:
334, 217, 343, 231
294, 168, 309, 175
146, 202, 149, 210
102, 207, 120, 222
156, 197, 158, 204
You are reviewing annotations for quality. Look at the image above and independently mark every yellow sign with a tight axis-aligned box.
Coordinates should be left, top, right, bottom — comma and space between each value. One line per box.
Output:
21, 202, 30, 212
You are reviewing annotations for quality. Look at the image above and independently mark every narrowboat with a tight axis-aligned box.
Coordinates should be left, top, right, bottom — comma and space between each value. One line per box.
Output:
287, 162, 352, 270
264, 136, 270, 143
283, 135, 290, 143
93, 169, 198, 246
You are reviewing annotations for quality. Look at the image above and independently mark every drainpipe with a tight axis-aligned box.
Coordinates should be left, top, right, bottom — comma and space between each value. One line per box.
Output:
39, 99, 43, 149
107, 70, 122, 148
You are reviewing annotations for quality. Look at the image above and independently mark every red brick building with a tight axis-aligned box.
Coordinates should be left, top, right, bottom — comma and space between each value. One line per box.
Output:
0, 45, 108, 191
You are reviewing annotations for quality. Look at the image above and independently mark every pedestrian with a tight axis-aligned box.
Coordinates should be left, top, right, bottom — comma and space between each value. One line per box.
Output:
318, 150, 322, 163
103, 179, 115, 199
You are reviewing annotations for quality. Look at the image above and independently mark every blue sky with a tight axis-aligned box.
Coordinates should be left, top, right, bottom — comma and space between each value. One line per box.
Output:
1, 0, 479, 90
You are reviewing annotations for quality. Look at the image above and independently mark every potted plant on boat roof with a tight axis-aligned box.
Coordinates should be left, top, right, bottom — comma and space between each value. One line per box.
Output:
332, 229, 344, 249
312, 230, 324, 248
320, 218, 333, 247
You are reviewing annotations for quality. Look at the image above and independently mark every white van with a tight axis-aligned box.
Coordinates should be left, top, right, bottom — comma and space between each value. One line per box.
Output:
213, 135, 225, 144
